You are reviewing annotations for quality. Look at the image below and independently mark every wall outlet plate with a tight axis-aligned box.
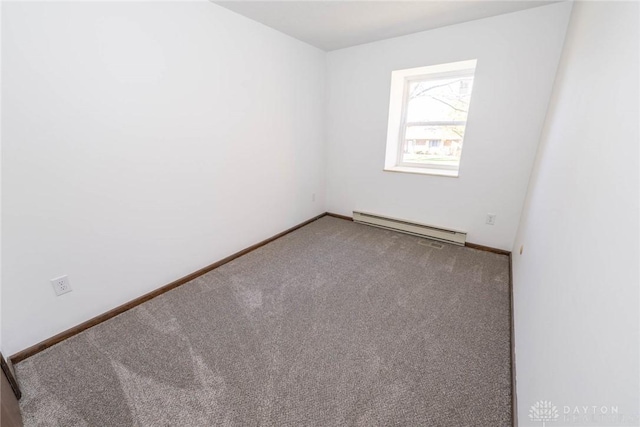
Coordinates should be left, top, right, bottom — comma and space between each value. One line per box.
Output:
51, 275, 72, 296
486, 213, 497, 225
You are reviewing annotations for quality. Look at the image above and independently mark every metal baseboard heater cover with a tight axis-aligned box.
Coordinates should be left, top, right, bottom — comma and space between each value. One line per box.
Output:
353, 211, 467, 246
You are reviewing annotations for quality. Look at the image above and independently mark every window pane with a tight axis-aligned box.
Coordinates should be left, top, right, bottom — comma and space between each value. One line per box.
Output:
401, 125, 465, 167
406, 76, 473, 123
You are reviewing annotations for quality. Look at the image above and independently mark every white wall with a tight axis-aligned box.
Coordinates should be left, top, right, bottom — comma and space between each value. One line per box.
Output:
325, 3, 572, 250
0, 0, 3, 357
1, 1, 326, 356
512, 2, 639, 425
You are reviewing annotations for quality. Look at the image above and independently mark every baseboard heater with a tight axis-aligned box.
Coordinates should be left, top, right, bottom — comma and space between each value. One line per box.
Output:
353, 211, 467, 246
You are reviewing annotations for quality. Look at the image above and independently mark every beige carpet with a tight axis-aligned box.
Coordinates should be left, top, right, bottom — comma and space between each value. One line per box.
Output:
15, 216, 512, 426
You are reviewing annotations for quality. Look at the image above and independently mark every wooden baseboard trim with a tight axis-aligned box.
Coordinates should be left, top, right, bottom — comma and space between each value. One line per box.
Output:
1, 353, 21, 400
327, 212, 510, 256
10, 213, 327, 365
325, 212, 353, 221
465, 242, 511, 256
509, 253, 518, 427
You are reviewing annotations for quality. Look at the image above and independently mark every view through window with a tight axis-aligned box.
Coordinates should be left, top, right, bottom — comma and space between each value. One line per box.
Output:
401, 72, 474, 168
385, 60, 477, 176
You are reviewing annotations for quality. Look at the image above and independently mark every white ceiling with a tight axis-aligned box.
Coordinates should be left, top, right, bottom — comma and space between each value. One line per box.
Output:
213, 1, 558, 51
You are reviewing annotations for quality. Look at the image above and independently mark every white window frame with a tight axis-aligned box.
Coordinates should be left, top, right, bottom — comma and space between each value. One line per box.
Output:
384, 60, 477, 178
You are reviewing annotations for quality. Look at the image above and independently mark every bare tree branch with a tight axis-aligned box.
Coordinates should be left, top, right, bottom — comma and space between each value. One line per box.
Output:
409, 79, 465, 99
428, 96, 468, 113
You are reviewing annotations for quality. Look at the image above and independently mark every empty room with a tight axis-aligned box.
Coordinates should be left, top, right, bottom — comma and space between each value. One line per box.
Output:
0, 0, 638, 426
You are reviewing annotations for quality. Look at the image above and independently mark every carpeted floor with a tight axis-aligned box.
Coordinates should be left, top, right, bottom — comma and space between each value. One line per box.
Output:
15, 216, 512, 426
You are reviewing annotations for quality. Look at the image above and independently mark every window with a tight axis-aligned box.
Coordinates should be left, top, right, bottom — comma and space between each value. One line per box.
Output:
384, 60, 477, 177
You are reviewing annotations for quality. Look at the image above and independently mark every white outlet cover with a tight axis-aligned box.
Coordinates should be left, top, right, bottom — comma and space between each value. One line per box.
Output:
51, 275, 72, 296
486, 214, 497, 225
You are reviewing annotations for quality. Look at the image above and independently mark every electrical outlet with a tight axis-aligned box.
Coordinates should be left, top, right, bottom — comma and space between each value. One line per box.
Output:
312, 193, 316, 202
51, 275, 72, 296
486, 213, 496, 225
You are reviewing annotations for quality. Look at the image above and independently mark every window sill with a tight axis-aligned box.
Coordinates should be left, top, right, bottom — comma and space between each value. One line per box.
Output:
383, 166, 459, 178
